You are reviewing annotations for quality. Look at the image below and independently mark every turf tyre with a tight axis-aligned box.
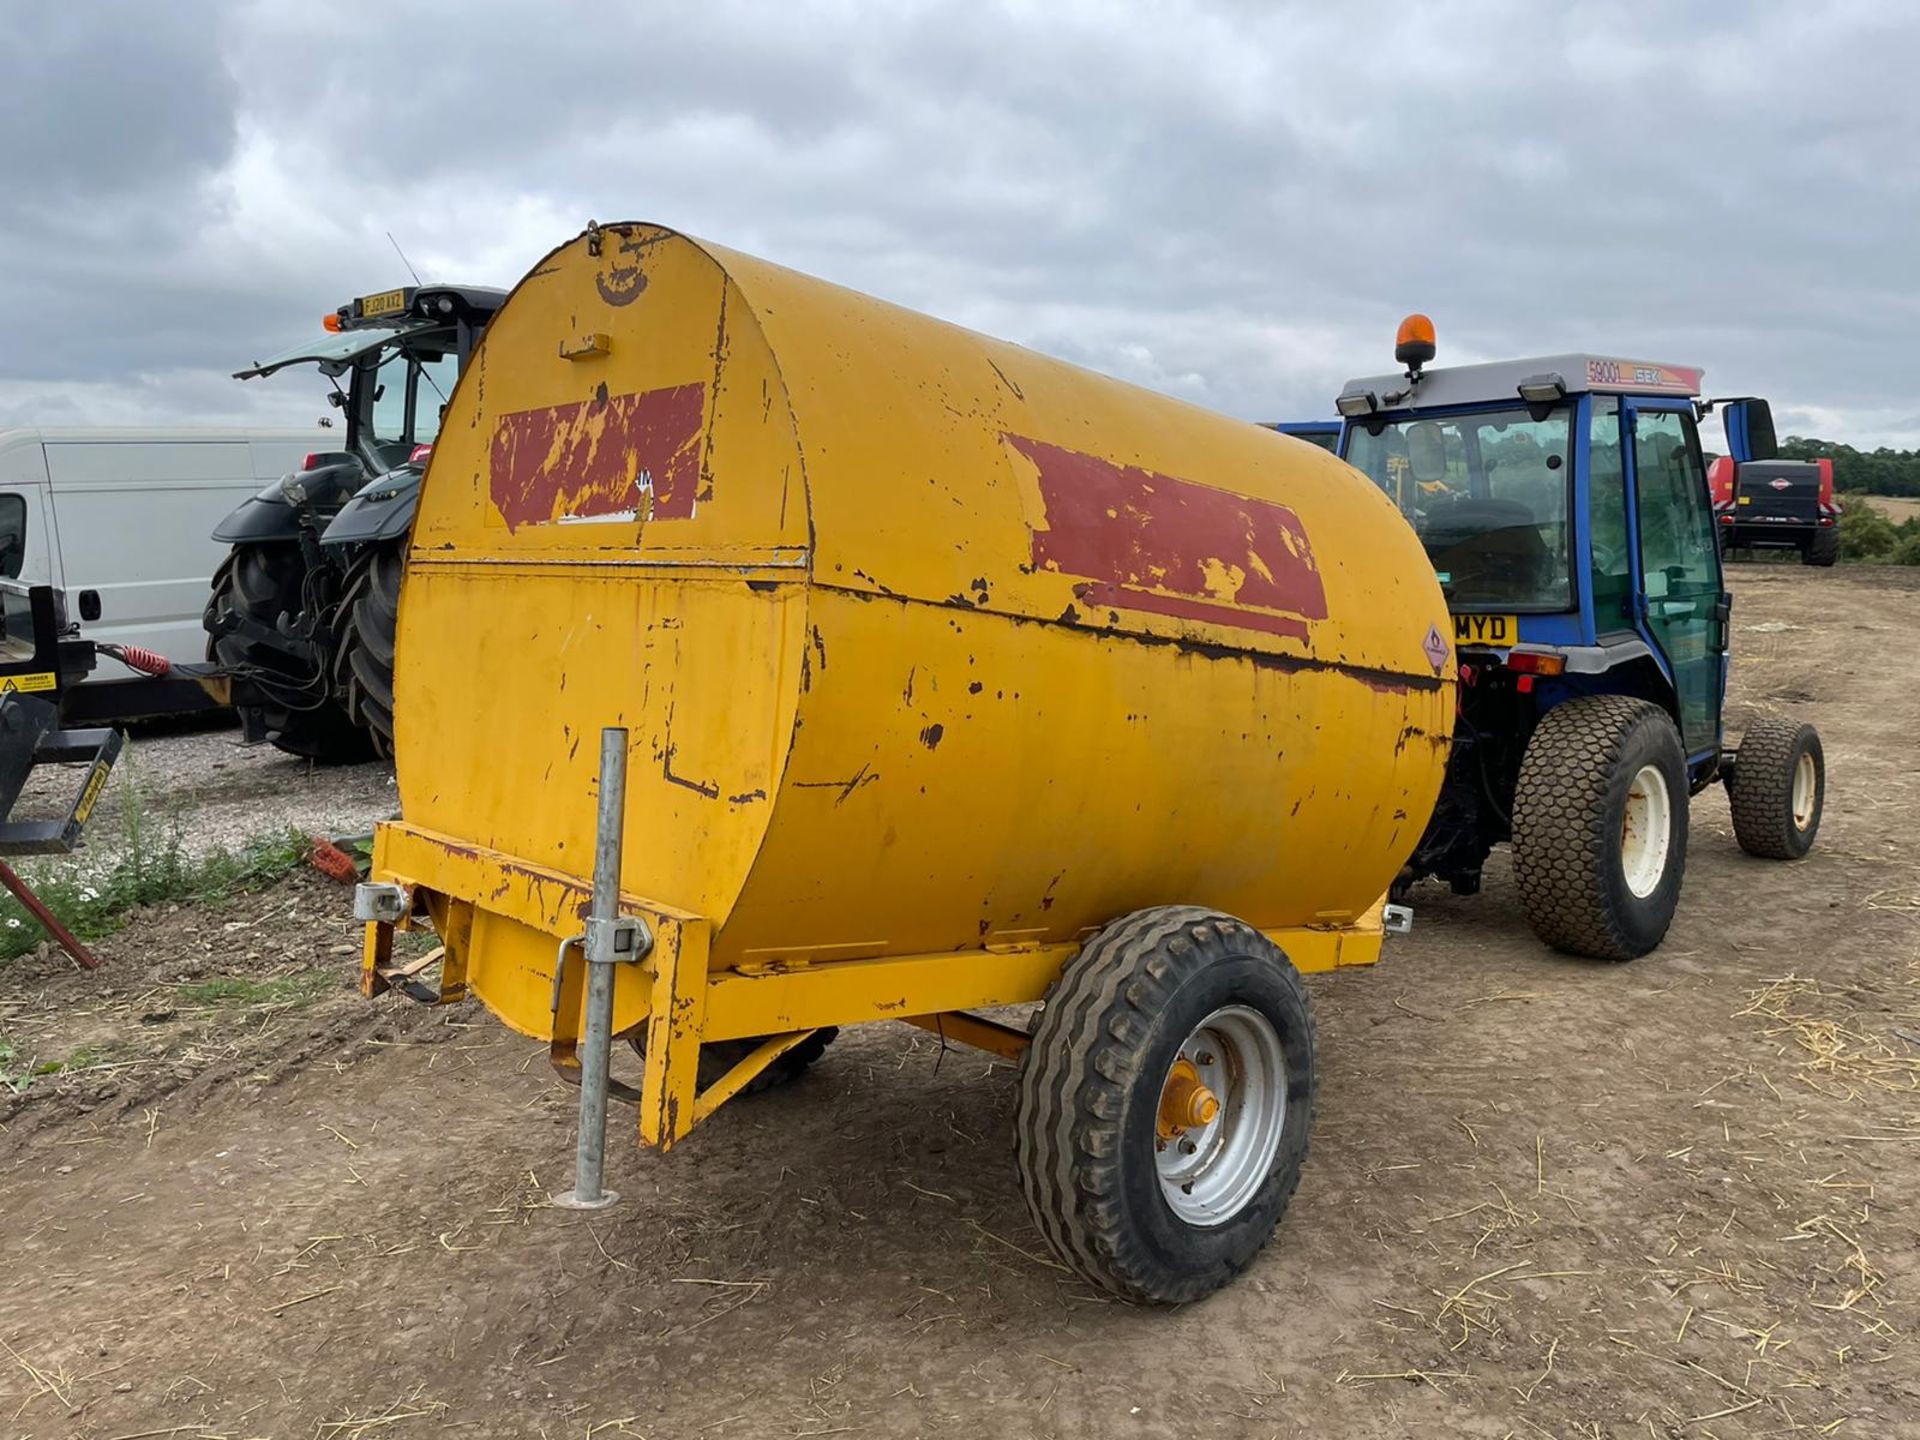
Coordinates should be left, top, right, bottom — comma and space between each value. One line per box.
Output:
1728, 717, 1824, 860
1511, 695, 1687, 961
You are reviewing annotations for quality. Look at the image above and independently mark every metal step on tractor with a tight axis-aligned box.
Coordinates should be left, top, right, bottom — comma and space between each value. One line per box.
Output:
203, 283, 504, 761
1329, 316, 1826, 960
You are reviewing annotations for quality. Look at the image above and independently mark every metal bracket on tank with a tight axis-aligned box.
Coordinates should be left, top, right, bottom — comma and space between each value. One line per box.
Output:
587, 914, 652, 966
1383, 904, 1415, 936
549, 916, 652, 1015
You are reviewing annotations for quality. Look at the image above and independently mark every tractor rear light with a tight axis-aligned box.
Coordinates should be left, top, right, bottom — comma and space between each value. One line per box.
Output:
301, 453, 325, 470
1515, 674, 1536, 694
1719, 513, 1735, 524
1506, 652, 1566, 676
1517, 372, 1567, 404
410, 443, 434, 464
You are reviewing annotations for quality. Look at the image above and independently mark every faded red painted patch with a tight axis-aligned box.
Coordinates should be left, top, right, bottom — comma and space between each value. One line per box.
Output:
490, 383, 705, 531
1008, 434, 1327, 642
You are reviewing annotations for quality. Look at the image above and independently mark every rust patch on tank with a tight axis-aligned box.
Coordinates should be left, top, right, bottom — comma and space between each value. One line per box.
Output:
1007, 435, 1328, 643
490, 382, 706, 531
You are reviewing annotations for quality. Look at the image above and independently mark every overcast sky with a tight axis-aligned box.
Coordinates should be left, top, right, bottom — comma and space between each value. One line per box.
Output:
3, 2, 1917, 446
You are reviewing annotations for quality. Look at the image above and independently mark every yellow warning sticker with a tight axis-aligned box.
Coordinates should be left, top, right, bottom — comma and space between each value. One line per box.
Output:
0, 671, 56, 694
74, 762, 110, 826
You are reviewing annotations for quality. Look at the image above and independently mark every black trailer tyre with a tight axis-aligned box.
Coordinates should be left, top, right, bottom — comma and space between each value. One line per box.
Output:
334, 541, 404, 759
628, 1028, 838, 1097
1014, 906, 1315, 1305
1729, 718, 1824, 860
204, 542, 372, 764
1807, 526, 1840, 567
1511, 695, 1688, 961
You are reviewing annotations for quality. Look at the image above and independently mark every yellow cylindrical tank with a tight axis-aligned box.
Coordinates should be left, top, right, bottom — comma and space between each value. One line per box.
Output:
393, 222, 1454, 1038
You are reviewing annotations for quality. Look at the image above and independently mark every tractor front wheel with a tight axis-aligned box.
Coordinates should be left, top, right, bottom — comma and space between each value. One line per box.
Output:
1511, 696, 1689, 961
334, 541, 405, 759
1729, 718, 1825, 859
1014, 906, 1315, 1304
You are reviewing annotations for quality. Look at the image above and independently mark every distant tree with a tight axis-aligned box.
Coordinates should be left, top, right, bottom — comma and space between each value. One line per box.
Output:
1778, 436, 1920, 498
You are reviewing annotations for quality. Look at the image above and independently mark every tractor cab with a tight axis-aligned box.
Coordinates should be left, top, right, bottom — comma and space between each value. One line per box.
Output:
1333, 318, 1823, 960
205, 283, 507, 762
232, 284, 506, 497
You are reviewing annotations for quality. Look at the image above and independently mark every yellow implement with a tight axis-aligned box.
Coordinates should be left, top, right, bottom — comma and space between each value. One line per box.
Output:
359, 222, 1454, 1301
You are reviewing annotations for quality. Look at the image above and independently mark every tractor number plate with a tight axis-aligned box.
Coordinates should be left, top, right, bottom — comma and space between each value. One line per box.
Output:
358, 288, 408, 319
1453, 614, 1516, 646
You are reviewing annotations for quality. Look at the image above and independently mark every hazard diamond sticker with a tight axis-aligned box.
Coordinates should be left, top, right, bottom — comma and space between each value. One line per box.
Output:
1422, 623, 1449, 674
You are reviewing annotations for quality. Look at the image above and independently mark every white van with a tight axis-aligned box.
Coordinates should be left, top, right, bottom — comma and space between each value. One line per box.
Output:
0, 427, 322, 718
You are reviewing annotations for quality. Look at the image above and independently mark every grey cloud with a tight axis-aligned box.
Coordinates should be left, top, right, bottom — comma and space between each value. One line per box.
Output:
3, 1, 1919, 444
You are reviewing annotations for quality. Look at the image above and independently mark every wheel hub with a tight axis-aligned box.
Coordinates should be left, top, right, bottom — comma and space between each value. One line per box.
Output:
1792, 750, 1817, 830
1156, 1057, 1221, 1139
1154, 1006, 1288, 1227
1619, 763, 1673, 900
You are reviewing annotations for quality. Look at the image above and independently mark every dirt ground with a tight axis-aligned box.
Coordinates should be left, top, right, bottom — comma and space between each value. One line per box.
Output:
2, 565, 1916, 1440
12, 711, 396, 866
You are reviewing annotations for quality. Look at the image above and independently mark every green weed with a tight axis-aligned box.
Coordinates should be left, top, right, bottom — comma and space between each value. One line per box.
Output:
0, 771, 314, 964
175, 972, 335, 1008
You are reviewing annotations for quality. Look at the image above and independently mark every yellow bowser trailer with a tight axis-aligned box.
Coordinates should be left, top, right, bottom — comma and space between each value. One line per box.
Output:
354, 221, 1455, 1303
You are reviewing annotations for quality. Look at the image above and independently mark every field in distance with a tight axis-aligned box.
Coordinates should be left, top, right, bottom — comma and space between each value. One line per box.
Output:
1860, 492, 1920, 521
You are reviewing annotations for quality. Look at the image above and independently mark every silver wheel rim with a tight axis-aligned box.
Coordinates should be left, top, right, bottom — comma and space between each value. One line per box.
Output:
1791, 750, 1817, 830
1620, 763, 1673, 900
1154, 1005, 1287, 1227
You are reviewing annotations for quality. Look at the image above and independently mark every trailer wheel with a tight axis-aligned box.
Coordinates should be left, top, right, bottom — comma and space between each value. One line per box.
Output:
204, 542, 372, 764
1014, 906, 1314, 1305
334, 540, 404, 759
1729, 718, 1824, 860
1807, 527, 1840, 567
628, 1028, 838, 1097
1511, 695, 1687, 961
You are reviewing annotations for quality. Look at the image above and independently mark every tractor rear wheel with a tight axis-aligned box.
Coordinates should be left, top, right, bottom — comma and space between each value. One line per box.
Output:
334, 541, 404, 759
1729, 718, 1824, 859
1014, 905, 1315, 1304
1807, 526, 1840, 567
204, 541, 372, 764
1511, 695, 1688, 961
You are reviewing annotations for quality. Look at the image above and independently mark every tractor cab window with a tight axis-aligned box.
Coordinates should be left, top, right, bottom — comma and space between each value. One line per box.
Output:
365, 345, 458, 469
1588, 399, 1633, 631
1631, 407, 1722, 749
1346, 405, 1573, 610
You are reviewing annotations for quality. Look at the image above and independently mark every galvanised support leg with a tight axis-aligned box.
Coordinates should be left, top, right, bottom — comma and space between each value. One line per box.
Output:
553, 727, 650, 1211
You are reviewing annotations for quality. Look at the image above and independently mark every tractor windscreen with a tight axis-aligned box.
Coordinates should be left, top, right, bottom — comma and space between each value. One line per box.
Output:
1346, 406, 1572, 610
366, 343, 459, 469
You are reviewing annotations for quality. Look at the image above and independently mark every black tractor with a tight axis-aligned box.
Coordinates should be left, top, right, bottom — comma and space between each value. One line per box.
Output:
206, 284, 504, 760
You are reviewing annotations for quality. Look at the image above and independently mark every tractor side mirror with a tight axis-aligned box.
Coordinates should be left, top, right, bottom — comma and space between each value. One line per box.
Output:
1721, 399, 1777, 463
1407, 422, 1449, 484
